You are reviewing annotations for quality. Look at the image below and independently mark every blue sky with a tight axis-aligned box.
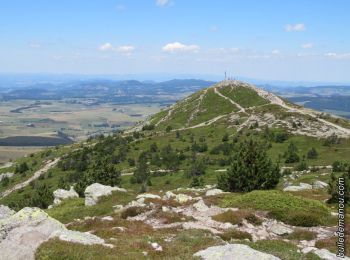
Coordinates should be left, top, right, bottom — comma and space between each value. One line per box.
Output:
1, 0, 350, 82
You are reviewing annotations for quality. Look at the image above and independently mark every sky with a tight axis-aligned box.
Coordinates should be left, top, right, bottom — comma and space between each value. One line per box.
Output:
1, 0, 350, 82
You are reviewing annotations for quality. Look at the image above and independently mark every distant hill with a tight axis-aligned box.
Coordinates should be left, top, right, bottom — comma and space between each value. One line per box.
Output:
146, 80, 350, 139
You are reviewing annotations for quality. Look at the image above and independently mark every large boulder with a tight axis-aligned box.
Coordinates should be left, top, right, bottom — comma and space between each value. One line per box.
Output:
193, 244, 280, 260
84, 183, 127, 206
53, 186, 79, 205
0, 205, 15, 220
0, 207, 110, 260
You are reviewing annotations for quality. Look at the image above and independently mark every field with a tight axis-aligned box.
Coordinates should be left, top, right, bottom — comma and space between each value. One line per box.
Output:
0, 99, 162, 161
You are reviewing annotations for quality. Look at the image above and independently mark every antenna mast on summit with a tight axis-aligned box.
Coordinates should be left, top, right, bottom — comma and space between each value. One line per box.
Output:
224, 71, 227, 81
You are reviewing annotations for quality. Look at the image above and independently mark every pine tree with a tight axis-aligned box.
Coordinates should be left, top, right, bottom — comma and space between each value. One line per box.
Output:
284, 142, 300, 163
307, 147, 318, 159
218, 139, 280, 192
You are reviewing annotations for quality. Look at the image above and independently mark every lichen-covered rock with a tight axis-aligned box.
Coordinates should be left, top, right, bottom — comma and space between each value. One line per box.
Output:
0, 205, 15, 220
163, 191, 176, 200
268, 222, 293, 236
175, 194, 192, 203
0, 207, 110, 260
193, 244, 280, 260
84, 183, 127, 206
53, 186, 79, 205
205, 189, 224, 196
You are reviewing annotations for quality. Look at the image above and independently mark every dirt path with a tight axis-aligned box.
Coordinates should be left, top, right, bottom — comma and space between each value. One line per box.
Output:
0, 158, 60, 199
176, 115, 227, 131
214, 87, 246, 113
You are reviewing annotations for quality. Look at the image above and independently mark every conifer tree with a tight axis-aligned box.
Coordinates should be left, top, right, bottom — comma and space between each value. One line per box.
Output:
218, 139, 280, 192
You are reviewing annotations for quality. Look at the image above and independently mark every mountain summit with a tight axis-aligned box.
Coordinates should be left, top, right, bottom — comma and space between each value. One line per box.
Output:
147, 80, 350, 138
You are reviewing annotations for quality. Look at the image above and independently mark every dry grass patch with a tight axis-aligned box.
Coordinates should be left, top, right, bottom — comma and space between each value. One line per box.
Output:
315, 236, 350, 257
219, 229, 252, 241
120, 206, 147, 219
212, 209, 261, 226
285, 229, 317, 241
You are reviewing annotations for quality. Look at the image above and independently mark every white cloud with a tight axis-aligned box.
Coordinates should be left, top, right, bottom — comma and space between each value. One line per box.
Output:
301, 43, 313, 49
271, 49, 280, 54
324, 52, 350, 59
99, 43, 113, 51
116, 45, 135, 55
285, 23, 306, 32
156, 0, 171, 6
162, 42, 200, 53
99, 43, 135, 54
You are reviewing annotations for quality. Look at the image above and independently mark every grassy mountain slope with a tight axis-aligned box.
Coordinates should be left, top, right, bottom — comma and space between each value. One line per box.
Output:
1, 80, 350, 259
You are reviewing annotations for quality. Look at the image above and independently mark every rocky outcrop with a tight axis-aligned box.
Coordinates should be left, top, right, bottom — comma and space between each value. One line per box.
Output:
53, 186, 79, 205
193, 244, 280, 260
0, 205, 15, 220
283, 183, 312, 192
0, 207, 110, 260
84, 183, 127, 206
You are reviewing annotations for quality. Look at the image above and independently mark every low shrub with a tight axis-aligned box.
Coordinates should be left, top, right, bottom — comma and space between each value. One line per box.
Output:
221, 190, 331, 226
121, 206, 144, 219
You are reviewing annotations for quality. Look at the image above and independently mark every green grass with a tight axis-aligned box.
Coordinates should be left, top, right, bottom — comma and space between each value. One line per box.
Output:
46, 191, 135, 223
221, 190, 332, 226
189, 88, 238, 126
36, 229, 220, 260
218, 85, 269, 108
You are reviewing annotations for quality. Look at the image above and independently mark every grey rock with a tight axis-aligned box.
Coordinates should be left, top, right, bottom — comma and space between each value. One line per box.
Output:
312, 248, 350, 260
312, 181, 328, 189
0, 207, 109, 260
193, 199, 209, 212
193, 244, 280, 260
269, 223, 293, 236
136, 193, 161, 200
205, 189, 224, 196
84, 183, 127, 206
283, 183, 312, 192
0, 205, 15, 220
175, 193, 192, 203
53, 186, 79, 205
